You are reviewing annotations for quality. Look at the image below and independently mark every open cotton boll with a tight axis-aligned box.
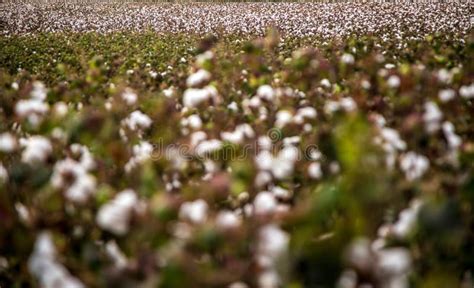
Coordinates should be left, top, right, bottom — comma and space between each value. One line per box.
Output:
51, 158, 96, 204
227, 101, 239, 112
253, 191, 277, 215
28, 232, 84, 288
293, 107, 317, 124
0, 163, 8, 183
257, 85, 275, 101
183, 86, 217, 108
438, 89, 456, 102
53, 101, 69, 118
400, 152, 429, 181
423, 102, 443, 134
186, 69, 211, 87
184, 114, 203, 130
376, 248, 412, 277
121, 88, 138, 105
15, 99, 50, 127
387, 75, 401, 88
275, 110, 293, 128
20, 136, 52, 164
96, 190, 138, 235
215, 210, 241, 230
258, 224, 289, 264
271, 146, 299, 179
442, 122, 462, 150
30, 81, 47, 100
391, 199, 423, 238
179, 199, 208, 224
459, 83, 474, 99
308, 162, 322, 179
0, 132, 17, 153
105, 241, 128, 269
271, 186, 292, 200
123, 110, 152, 131
195, 139, 222, 157
341, 53, 355, 64
125, 141, 154, 173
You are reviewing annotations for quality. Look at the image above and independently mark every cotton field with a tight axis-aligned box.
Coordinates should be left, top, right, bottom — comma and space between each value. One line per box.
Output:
0, 2, 474, 288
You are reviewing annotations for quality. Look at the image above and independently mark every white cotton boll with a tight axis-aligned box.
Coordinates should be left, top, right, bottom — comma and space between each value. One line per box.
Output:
124, 110, 152, 131
163, 87, 175, 98
282, 136, 300, 146
248, 96, 262, 108
340, 97, 357, 112
237, 123, 255, 138
228, 282, 249, 288
53, 101, 68, 118
324, 100, 340, 115
442, 122, 462, 150
437, 69, 452, 84
341, 53, 355, 65
221, 130, 244, 145
15, 202, 30, 224
186, 114, 203, 130
0, 133, 17, 152
337, 269, 358, 288
70, 144, 96, 171
423, 102, 443, 134
387, 75, 401, 88
96, 190, 138, 235
183, 86, 215, 108
179, 199, 208, 224
254, 191, 277, 216
255, 171, 273, 187
275, 110, 293, 128
20, 136, 52, 164
258, 136, 273, 150
30, 81, 47, 100
190, 131, 207, 147
294, 107, 317, 124
28, 232, 84, 288
346, 238, 372, 272
308, 162, 322, 179
186, 69, 211, 87
227, 101, 239, 112
195, 139, 222, 157
65, 174, 96, 204
258, 224, 289, 261
320, 78, 331, 88
271, 186, 292, 200
459, 83, 474, 99
51, 157, 96, 204
149, 71, 158, 79
11, 82, 19, 90
257, 85, 275, 101
121, 88, 137, 105
0, 163, 8, 183
196, 51, 214, 67
15, 99, 49, 124
256, 151, 273, 171
258, 270, 280, 288
105, 241, 127, 269
271, 146, 299, 179
376, 248, 412, 276
438, 89, 456, 102
381, 128, 407, 151
400, 152, 429, 181
362, 80, 371, 90
216, 210, 241, 230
